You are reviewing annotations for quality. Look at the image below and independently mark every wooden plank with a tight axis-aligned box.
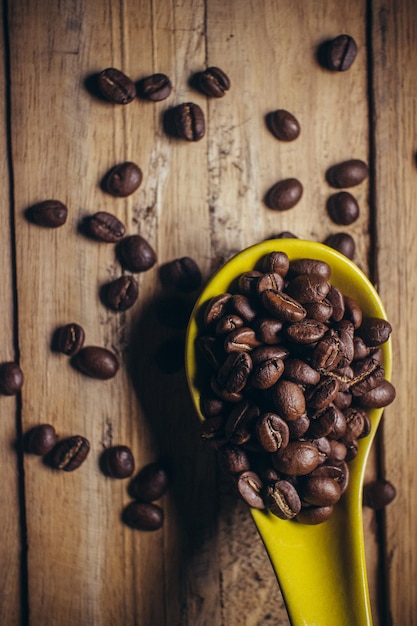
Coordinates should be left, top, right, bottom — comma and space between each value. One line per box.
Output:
371, 0, 417, 623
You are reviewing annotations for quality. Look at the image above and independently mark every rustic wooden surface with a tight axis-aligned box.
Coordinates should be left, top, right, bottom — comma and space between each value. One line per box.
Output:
0, 0, 415, 624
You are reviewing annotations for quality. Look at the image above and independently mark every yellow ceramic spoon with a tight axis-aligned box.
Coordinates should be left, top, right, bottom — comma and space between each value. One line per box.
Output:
185, 239, 392, 626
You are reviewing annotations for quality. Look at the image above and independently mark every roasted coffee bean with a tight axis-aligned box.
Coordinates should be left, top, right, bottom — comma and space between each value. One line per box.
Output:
160, 257, 202, 292
97, 67, 136, 104
296, 505, 334, 525
200, 393, 226, 418
288, 258, 331, 279
264, 480, 301, 520
204, 293, 232, 326
29, 199, 68, 228
129, 462, 169, 501
342, 407, 367, 443
301, 475, 342, 507
286, 319, 328, 344
105, 161, 143, 197
101, 445, 135, 478
238, 271, 263, 296
123, 501, 164, 530
256, 272, 285, 294
308, 404, 341, 438
262, 289, 306, 322
25, 424, 57, 456
225, 400, 259, 443
210, 375, 243, 403
139, 73, 172, 101
118, 234, 157, 272
344, 296, 363, 329
224, 327, 262, 353
251, 345, 289, 365
327, 285, 345, 321
250, 357, 284, 389
327, 191, 360, 225
284, 358, 321, 386
173, 102, 205, 141
236, 470, 265, 509
220, 444, 250, 474
217, 351, 252, 393
357, 380, 396, 408
75, 346, 119, 380
57, 323, 85, 356
253, 317, 283, 345
266, 178, 303, 211
306, 376, 339, 410
287, 414, 310, 439
198, 66, 230, 97
325, 34, 358, 71
326, 159, 369, 188
0, 362, 24, 395
304, 300, 333, 323
196, 334, 223, 368
267, 109, 300, 142
327, 440, 348, 463
310, 331, 344, 370
363, 479, 397, 509
273, 441, 322, 476
104, 275, 139, 311
200, 415, 227, 447
286, 274, 330, 303
231, 294, 258, 322
357, 317, 392, 346
273, 379, 306, 421
350, 357, 385, 396
262, 251, 290, 276
256, 413, 289, 452
326, 233, 356, 260
50, 435, 90, 471
88, 211, 125, 242
215, 314, 244, 335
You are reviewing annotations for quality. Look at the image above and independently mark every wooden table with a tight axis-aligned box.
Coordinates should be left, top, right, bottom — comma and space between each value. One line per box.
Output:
1, 1, 415, 624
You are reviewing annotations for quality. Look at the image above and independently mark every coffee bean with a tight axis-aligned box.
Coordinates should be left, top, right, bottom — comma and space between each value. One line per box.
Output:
215, 314, 244, 335
118, 234, 157, 272
286, 319, 328, 344
223, 327, 262, 353
288, 258, 331, 279
273, 441, 322, 476
357, 317, 392, 346
363, 479, 397, 509
273, 379, 306, 421
105, 161, 143, 197
357, 379, 396, 408
262, 289, 306, 322
220, 444, 251, 474
104, 275, 139, 311
160, 256, 202, 292
284, 358, 321, 386
327, 191, 360, 225
101, 445, 135, 478
28, 200, 68, 228
250, 356, 284, 389
296, 505, 334, 525
236, 470, 265, 509
324, 232, 356, 260
255, 413, 289, 452
264, 480, 301, 520
57, 323, 85, 356
198, 66, 230, 97
325, 34, 358, 71
129, 462, 170, 502
262, 251, 290, 276
123, 501, 164, 530
217, 351, 252, 393
49, 435, 90, 471
88, 211, 125, 242
74, 346, 119, 380
286, 274, 330, 303
97, 67, 136, 104
139, 73, 172, 101
0, 362, 24, 395
173, 102, 205, 141
267, 109, 300, 141
326, 159, 369, 188
266, 178, 303, 211
25, 424, 57, 456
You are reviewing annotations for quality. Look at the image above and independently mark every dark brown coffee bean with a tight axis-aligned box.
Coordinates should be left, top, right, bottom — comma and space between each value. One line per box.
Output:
357, 379, 396, 408
105, 161, 143, 197
344, 296, 363, 329
224, 327, 262, 353
327, 285, 345, 321
296, 505, 334, 524
262, 290, 306, 322
173, 102, 205, 141
217, 351, 252, 393
97, 67, 136, 104
264, 480, 301, 520
350, 357, 385, 396
225, 400, 259, 444
215, 314, 244, 335
284, 358, 320, 386
308, 404, 341, 438
325, 34, 358, 71
267, 109, 300, 142
101, 445, 135, 478
256, 272, 285, 294
50, 435, 90, 471
204, 294, 232, 326
250, 357, 284, 389
231, 294, 258, 322
287, 414, 310, 439
238, 271, 263, 296
123, 501, 164, 530
261, 251, 290, 276
236, 470, 265, 509
198, 66, 230, 97
251, 345, 289, 365
289, 258, 331, 279
304, 300, 333, 323
286, 274, 330, 304
306, 376, 339, 410
266, 178, 303, 211
272, 379, 306, 421
286, 319, 328, 344
253, 317, 283, 345
256, 413, 289, 452
25, 424, 58, 456
200, 393, 226, 418
220, 444, 251, 474
160, 257, 202, 292
326, 159, 369, 188
129, 462, 170, 502
301, 475, 342, 506
200, 415, 227, 447
104, 275, 139, 311
0, 362, 24, 395
139, 73, 172, 101
327, 440, 348, 464
273, 441, 322, 476
57, 323, 85, 356
357, 317, 392, 346
324, 232, 356, 260
29, 200, 68, 228
363, 479, 397, 509
210, 375, 243, 403
75, 346, 119, 380
118, 234, 157, 272
88, 211, 125, 243
327, 191, 360, 225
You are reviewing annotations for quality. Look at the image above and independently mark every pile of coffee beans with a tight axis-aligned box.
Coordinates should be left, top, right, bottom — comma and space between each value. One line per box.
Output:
196, 250, 395, 524
123, 462, 170, 531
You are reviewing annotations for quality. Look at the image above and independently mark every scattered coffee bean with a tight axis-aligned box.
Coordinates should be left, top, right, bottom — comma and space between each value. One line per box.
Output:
327, 191, 360, 225
87, 211, 125, 243
25, 424, 58, 456
49, 435, 90, 471
118, 234, 157, 272
139, 73, 172, 101
101, 445, 135, 479
129, 462, 170, 501
363, 479, 397, 509
173, 102, 205, 141
74, 346, 119, 380
266, 178, 303, 211
160, 256, 202, 292
326, 159, 369, 188
267, 109, 300, 141
198, 66, 230, 97
97, 67, 136, 104
325, 34, 358, 71
28, 200, 68, 228
123, 501, 164, 531
105, 161, 143, 197
0, 362, 24, 395
57, 323, 85, 356
324, 232, 356, 260
104, 275, 139, 311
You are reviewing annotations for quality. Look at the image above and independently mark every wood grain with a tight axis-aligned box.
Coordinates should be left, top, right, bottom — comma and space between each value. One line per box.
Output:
2, 0, 415, 623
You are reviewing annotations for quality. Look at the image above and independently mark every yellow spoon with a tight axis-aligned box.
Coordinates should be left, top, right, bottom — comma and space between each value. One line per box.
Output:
185, 239, 392, 626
